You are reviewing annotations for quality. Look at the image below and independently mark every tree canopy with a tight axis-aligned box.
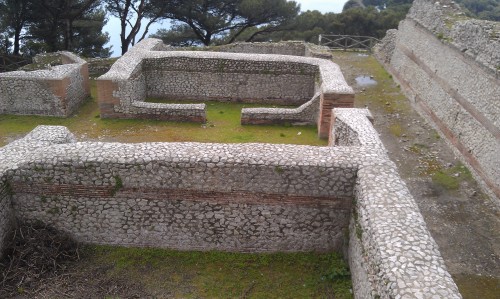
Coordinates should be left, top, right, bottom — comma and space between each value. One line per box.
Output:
151, 0, 299, 46
1, 0, 499, 58
0, 0, 111, 57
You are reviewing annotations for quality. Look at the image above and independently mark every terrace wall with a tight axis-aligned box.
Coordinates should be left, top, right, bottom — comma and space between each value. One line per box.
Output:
0, 52, 89, 117
374, 0, 500, 202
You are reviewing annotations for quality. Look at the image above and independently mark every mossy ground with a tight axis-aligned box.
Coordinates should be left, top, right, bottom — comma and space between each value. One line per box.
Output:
78, 245, 352, 298
0, 81, 326, 147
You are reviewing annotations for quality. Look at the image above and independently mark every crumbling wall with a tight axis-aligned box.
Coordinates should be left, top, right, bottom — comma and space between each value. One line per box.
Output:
0, 52, 89, 117
374, 0, 500, 202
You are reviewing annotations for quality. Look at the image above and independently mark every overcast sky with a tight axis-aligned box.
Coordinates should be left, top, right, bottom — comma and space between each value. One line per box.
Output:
103, 0, 349, 56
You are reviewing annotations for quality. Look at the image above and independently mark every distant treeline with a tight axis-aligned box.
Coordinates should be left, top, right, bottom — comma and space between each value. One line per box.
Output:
0, 0, 498, 58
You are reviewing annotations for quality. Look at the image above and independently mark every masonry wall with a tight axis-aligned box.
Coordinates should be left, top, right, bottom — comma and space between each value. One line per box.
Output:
374, 0, 500, 202
0, 126, 76, 256
98, 38, 354, 132
0, 175, 13, 256
143, 57, 317, 105
329, 108, 461, 298
213, 41, 309, 57
7, 142, 357, 252
0, 52, 89, 117
241, 92, 320, 125
0, 112, 464, 297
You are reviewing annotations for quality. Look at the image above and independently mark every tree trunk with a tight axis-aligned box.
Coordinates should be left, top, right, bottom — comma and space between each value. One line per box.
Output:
13, 27, 21, 55
64, 19, 71, 50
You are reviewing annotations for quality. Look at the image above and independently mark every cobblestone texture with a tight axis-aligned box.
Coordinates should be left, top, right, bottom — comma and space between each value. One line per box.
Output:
374, 0, 500, 202
241, 92, 320, 125
330, 108, 461, 298
153, 40, 333, 59
0, 52, 89, 117
0, 106, 462, 297
97, 38, 353, 128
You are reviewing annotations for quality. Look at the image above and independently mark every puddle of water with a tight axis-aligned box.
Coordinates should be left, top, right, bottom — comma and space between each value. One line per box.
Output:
355, 75, 377, 87
454, 274, 500, 299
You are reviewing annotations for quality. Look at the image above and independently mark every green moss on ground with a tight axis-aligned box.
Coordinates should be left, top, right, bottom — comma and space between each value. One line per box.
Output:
85, 245, 353, 298
0, 81, 325, 147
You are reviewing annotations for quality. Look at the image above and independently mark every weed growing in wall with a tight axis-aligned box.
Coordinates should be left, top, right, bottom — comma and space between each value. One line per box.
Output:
111, 175, 123, 196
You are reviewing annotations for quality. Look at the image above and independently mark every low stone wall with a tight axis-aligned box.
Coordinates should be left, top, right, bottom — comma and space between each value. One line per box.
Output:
98, 38, 354, 136
0, 52, 90, 117
87, 57, 117, 78
374, 0, 500, 202
213, 41, 333, 59
241, 92, 320, 125
0, 105, 463, 297
4, 129, 357, 252
329, 108, 461, 299
0, 125, 76, 256
0, 176, 12, 256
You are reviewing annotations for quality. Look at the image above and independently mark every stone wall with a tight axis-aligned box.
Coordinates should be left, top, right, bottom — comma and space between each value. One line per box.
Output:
87, 57, 117, 78
0, 104, 464, 297
0, 52, 90, 117
374, 0, 500, 202
0, 125, 76, 255
5, 133, 357, 252
329, 108, 461, 299
143, 56, 317, 105
153, 41, 333, 59
98, 38, 354, 136
0, 176, 12, 256
240, 92, 320, 125
212, 41, 333, 59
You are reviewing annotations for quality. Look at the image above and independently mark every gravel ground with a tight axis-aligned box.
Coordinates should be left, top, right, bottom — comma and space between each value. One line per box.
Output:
331, 51, 499, 298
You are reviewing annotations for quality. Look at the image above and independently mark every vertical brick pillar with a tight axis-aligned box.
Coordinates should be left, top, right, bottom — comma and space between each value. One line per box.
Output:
47, 78, 69, 116
318, 93, 354, 139
97, 79, 120, 118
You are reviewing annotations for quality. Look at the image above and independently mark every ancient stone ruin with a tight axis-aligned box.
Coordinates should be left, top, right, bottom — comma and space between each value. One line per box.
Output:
97, 38, 354, 138
0, 106, 462, 298
374, 0, 500, 202
0, 17, 476, 298
0, 52, 90, 117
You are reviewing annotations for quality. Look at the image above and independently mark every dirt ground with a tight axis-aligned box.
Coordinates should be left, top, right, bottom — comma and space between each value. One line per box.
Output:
331, 52, 500, 298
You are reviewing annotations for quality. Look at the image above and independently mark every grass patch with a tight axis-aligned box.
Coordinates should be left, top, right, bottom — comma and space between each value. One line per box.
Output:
432, 171, 460, 190
425, 162, 473, 190
330, 52, 411, 116
453, 274, 500, 299
0, 81, 326, 147
389, 123, 403, 137
408, 143, 428, 154
84, 245, 353, 298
